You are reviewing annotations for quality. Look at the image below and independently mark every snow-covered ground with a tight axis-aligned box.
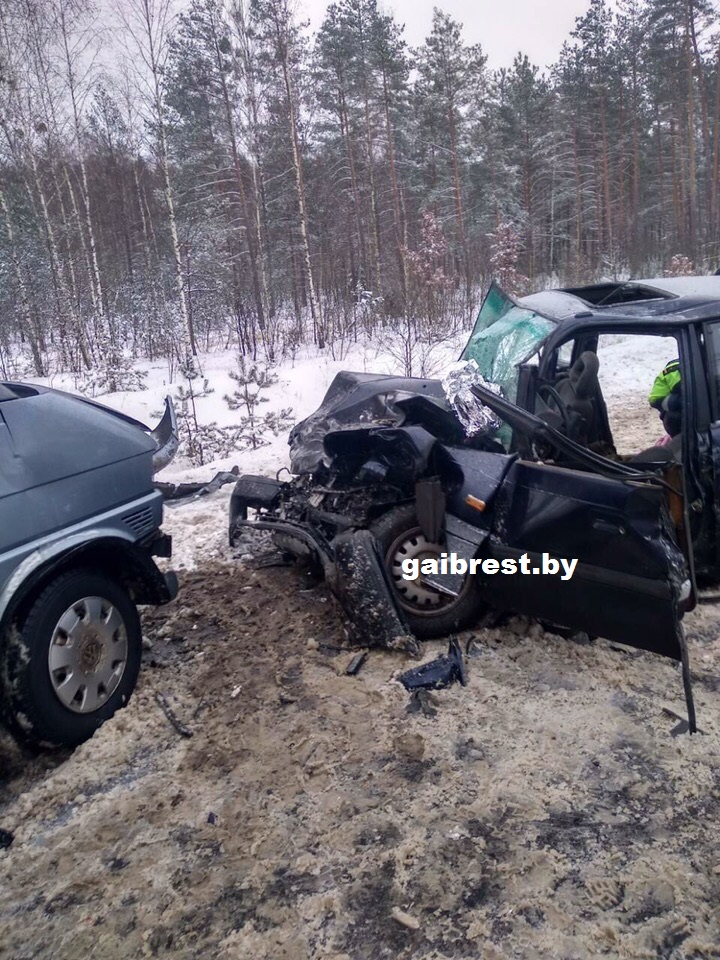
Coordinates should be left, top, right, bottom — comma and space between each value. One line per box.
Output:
596, 332, 676, 405
25, 335, 464, 568
597, 333, 679, 454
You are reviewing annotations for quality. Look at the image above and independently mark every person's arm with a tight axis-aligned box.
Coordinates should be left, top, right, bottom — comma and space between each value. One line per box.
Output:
649, 364, 681, 409
648, 373, 668, 409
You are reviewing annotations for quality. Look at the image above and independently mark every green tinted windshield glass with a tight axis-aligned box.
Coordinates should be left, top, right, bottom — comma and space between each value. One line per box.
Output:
461, 284, 554, 403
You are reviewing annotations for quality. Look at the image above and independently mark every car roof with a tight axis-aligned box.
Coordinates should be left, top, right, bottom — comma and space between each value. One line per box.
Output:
518, 276, 720, 325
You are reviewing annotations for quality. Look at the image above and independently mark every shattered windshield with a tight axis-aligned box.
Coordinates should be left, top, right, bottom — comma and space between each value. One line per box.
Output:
460, 283, 555, 403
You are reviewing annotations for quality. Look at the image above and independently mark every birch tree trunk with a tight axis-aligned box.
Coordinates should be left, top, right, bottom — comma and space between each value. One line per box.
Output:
124, 0, 196, 361
57, 3, 106, 322
31, 149, 92, 369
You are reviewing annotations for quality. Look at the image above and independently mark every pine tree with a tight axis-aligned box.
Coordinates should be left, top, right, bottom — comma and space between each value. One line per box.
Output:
252, 0, 322, 345
491, 55, 553, 278
414, 11, 486, 299
165, 0, 269, 343
224, 356, 293, 449
489, 220, 528, 295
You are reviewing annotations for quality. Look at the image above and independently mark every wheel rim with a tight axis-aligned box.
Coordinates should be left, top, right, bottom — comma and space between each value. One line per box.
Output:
386, 526, 470, 616
47, 596, 129, 714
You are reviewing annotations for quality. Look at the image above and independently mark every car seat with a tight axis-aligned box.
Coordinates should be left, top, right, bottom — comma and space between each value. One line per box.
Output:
537, 351, 600, 444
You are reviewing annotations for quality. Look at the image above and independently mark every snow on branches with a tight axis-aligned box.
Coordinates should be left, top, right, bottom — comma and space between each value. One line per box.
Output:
223, 356, 293, 451
665, 255, 695, 277
488, 221, 528, 296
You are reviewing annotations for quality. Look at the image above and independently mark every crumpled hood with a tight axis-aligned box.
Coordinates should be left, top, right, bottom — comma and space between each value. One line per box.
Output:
288, 371, 458, 475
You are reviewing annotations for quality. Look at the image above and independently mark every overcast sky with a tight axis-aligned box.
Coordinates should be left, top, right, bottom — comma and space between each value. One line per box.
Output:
300, 0, 593, 69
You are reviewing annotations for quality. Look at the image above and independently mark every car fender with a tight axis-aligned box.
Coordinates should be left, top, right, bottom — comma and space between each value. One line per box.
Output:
0, 529, 177, 631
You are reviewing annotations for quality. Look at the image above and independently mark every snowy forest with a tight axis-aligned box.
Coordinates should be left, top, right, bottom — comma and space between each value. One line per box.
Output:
0, 0, 718, 384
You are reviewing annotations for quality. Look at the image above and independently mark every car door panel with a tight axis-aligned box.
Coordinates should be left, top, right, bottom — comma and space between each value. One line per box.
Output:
494, 461, 674, 577
481, 459, 685, 659
464, 382, 689, 660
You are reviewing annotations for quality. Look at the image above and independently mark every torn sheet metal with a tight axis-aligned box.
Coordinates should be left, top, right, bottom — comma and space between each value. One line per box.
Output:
332, 529, 419, 654
159, 468, 240, 506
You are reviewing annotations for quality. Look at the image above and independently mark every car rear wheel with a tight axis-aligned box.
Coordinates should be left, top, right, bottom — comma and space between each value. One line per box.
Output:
370, 505, 486, 639
0, 570, 142, 748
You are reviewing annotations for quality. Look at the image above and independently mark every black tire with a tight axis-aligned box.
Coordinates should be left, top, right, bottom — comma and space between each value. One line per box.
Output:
0, 569, 142, 748
370, 505, 486, 640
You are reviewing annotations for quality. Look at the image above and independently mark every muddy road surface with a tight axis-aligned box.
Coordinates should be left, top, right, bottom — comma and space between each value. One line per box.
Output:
2, 562, 720, 960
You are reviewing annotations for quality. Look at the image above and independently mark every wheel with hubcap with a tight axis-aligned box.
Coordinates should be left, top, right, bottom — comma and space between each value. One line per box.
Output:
0, 569, 142, 747
370, 505, 486, 639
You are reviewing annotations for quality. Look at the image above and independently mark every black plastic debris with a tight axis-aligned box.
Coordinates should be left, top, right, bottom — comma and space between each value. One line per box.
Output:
0, 828, 14, 850
345, 652, 368, 676
398, 638, 466, 692
159, 467, 240, 506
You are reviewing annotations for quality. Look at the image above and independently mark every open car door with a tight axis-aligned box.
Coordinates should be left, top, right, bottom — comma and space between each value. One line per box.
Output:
468, 382, 694, 668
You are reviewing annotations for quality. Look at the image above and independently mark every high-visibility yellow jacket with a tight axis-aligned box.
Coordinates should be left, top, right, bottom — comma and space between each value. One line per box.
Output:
648, 359, 681, 409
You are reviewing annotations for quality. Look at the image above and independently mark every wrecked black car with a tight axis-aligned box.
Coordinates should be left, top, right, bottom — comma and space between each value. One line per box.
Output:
230, 277, 720, 728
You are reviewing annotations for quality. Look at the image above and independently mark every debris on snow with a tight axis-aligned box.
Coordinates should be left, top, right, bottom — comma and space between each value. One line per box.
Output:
344, 652, 368, 676
391, 906, 421, 930
406, 689, 439, 717
397, 637, 466, 691
155, 692, 193, 738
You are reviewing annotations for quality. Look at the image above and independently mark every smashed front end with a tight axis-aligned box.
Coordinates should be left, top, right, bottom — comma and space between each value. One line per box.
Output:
229, 371, 485, 652
287, 370, 467, 477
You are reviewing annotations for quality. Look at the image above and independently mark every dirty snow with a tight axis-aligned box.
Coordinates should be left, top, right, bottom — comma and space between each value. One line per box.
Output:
3, 330, 718, 960
2, 566, 720, 959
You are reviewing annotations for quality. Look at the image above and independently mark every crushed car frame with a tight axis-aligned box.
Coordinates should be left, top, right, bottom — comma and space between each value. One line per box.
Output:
231, 277, 720, 732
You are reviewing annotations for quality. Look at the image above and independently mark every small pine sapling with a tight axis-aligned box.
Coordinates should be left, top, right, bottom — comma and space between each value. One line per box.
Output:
353, 281, 384, 336
173, 359, 237, 466
79, 332, 147, 397
224, 356, 293, 450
